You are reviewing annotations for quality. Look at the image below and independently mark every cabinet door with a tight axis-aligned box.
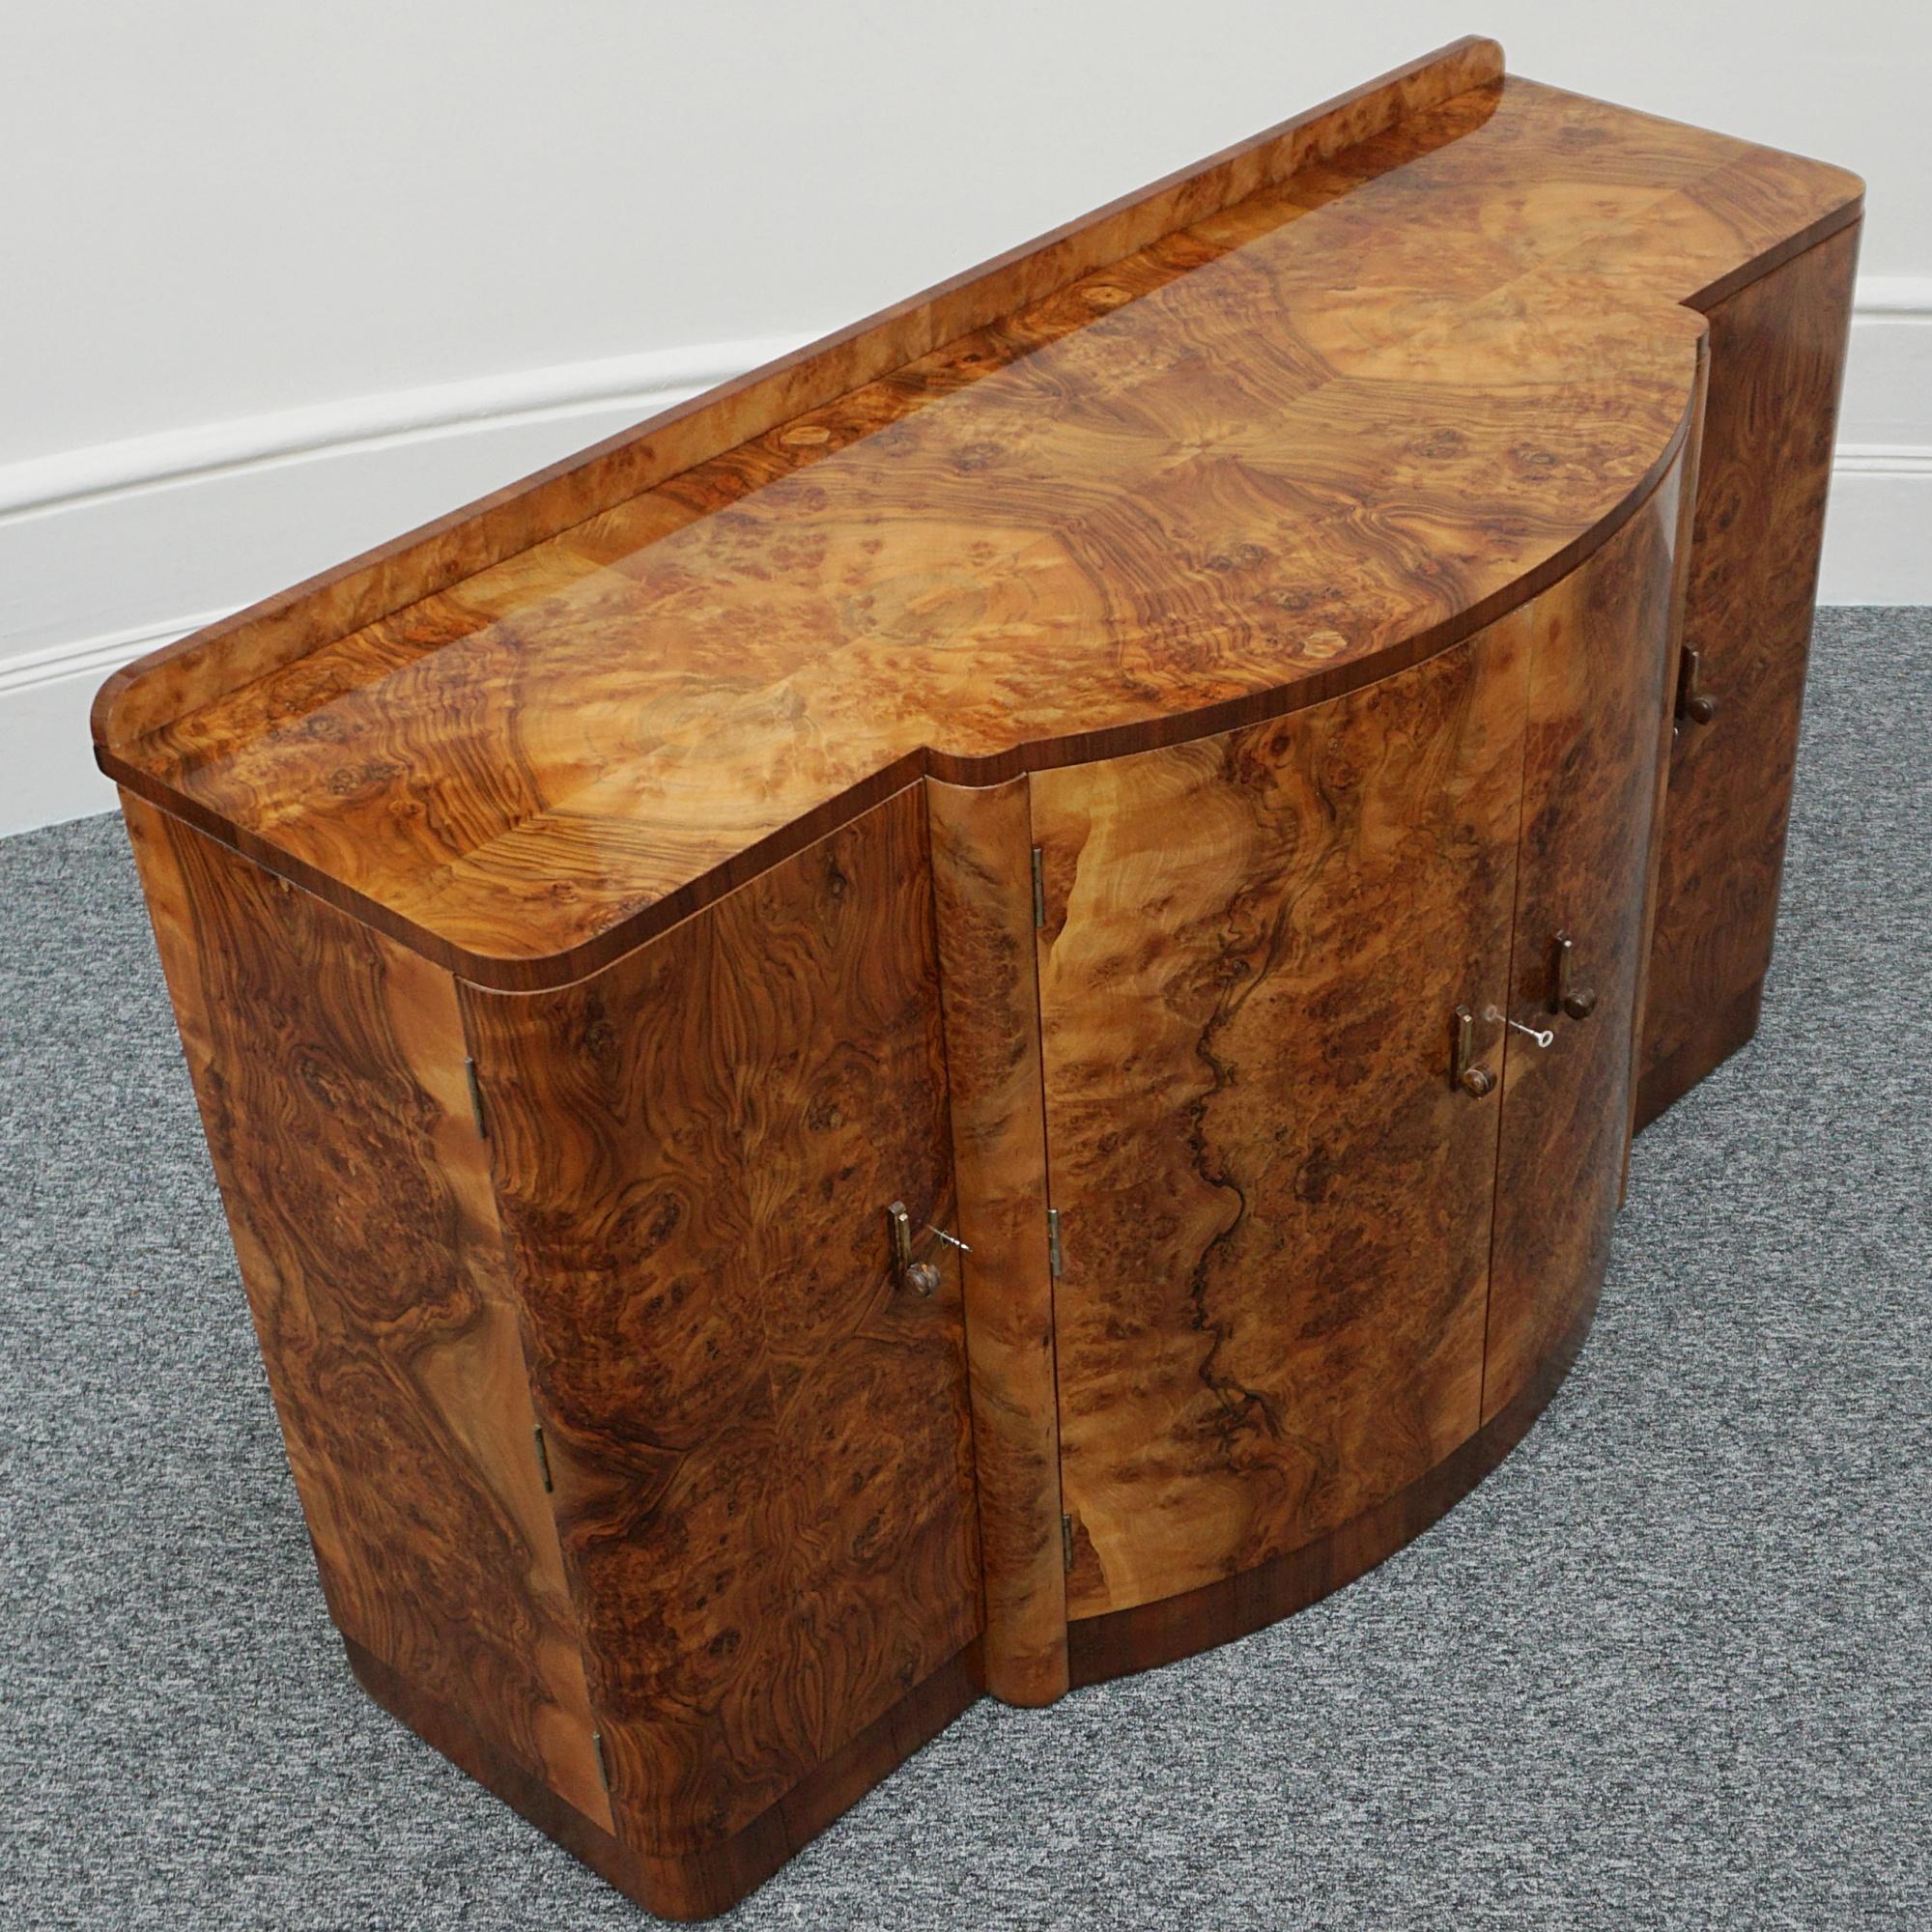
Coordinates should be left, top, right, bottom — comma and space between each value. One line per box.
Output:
1637, 224, 1860, 1122
463, 783, 982, 1871
1034, 627, 1529, 1621
1485, 475, 1684, 1419
123, 792, 611, 1826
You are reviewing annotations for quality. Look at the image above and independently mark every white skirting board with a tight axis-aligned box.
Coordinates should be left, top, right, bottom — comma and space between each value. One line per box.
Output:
3, 292, 1926, 839
0, 338, 803, 838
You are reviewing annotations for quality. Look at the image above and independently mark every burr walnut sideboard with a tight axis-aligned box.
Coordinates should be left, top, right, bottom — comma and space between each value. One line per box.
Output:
92, 38, 1861, 1920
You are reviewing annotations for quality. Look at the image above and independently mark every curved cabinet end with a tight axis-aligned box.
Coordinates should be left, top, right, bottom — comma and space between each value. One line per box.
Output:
1065, 1290, 1600, 1688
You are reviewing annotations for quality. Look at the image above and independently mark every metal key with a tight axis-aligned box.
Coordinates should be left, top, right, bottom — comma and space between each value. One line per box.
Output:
1488, 1006, 1554, 1048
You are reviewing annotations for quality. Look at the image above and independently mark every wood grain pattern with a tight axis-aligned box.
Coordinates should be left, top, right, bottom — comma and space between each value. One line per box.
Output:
925, 776, 1067, 1705
99, 44, 1869, 1919
1034, 620, 1529, 1620
1622, 336, 1710, 1197
1634, 223, 1861, 1127
345, 1633, 983, 1922
1482, 461, 1685, 1421
91, 38, 1506, 755
462, 784, 982, 1858
93, 62, 1858, 991
120, 790, 610, 1827
1066, 1276, 1600, 1685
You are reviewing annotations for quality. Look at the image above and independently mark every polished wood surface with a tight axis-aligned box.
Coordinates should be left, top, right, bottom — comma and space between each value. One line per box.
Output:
1623, 341, 1710, 1188
100, 38, 1864, 1922
1483, 467, 1684, 1420
93, 39, 1506, 759
345, 1633, 983, 1922
95, 53, 1856, 992
462, 784, 982, 1860
122, 790, 610, 1829
1067, 1280, 1600, 1685
1036, 613, 1526, 1619
926, 776, 1069, 1705
1635, 223, 1861, 1126
1638, 976, 1767, 1129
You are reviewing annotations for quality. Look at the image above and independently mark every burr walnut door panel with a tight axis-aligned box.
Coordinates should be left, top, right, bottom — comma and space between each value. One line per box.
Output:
120, 791, 611, 1828
1637, 224, 1861, 1122
462, 781, 982, 1860
1033, 625, 1531, 1622
1484, 470, 1685, 1420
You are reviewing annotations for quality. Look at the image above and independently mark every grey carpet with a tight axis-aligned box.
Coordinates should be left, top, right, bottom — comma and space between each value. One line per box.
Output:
3, 607, 1927, 1931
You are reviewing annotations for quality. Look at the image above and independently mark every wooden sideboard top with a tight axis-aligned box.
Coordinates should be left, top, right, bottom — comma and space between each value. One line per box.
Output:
93, 38, 1860, 988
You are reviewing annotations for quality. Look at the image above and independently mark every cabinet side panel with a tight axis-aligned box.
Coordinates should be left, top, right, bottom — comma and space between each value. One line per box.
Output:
464, 782, 982, 1859
926, 776, 1068, 1707
1036, 626, 1528, 1621
1636, 223, 1860, 1122
119, 791, 609, 1825
1485, 472, 1682, 1421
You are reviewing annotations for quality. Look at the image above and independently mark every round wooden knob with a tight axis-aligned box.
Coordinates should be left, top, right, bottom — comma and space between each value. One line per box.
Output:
1459, 1065, 1496, 1097
1685, 691, 1718, 725
1562, 988, 1599, 1021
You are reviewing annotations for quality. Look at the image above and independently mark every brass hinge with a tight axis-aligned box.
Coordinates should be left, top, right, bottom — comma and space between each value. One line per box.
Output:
593, 1729, 611, 1792
1046, 1208, 1064, 1278
464, 1056, 488, 1138
1031, 846, 1047, 929
1061, 1513, 1074, 1573
532, 1424, 554, 1493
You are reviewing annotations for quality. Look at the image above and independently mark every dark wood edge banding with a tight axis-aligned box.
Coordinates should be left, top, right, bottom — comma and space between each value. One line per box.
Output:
344, 1634, 984, 1922
1065, 1286, 1602, 1688
95, 389, 1701, 994
1632, 973, 1765, 1132
90, 36, 1503, 755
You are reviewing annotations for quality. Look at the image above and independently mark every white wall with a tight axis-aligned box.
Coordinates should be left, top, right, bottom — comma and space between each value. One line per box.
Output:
4, 4, 1926, 834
